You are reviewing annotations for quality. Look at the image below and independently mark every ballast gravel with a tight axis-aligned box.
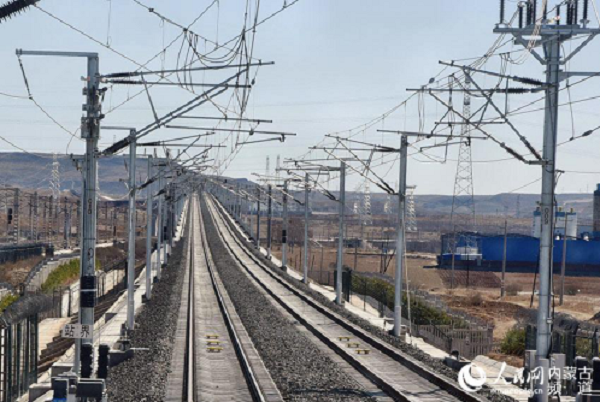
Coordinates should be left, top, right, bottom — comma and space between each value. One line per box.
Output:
201, 199, 377, 402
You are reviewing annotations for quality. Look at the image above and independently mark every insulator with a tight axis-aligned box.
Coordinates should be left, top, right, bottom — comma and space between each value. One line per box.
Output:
526, 1, 532, 25
532, 0, 538, 23
584, 0, 589, 21
517, 76, 545, 86
574, 0, 579, 24
567, 2, 572, 24
519, 4, 524, 28
500, 0, 505, 23
0, 0, 38, 23
556, 5, 561, 25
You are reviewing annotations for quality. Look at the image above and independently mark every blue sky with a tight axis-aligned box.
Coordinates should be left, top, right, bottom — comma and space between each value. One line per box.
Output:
1, 0, 600, 196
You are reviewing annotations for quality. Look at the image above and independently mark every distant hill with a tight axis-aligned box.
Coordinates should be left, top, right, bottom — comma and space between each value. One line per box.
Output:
0, 152, 148, 198
413, 193, 594, 220
1, 152, 595, 219
310, 189, 596, 220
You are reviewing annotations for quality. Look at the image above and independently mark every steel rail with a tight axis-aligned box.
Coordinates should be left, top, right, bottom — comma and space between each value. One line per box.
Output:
183, 204, 197, 402
194, 195, 266, 402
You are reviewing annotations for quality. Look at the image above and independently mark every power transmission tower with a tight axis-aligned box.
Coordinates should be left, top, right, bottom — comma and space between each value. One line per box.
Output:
406, 186, 418, 233
383, 195, 391, 215
265, 156, 270, 184
275, 155, 281, 182
448, 77, 476, 250
51, 153, 61, 214
362, 180, 372, 226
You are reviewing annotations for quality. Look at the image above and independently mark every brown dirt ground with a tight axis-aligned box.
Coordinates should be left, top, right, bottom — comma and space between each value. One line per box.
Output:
255, 215, 600, 365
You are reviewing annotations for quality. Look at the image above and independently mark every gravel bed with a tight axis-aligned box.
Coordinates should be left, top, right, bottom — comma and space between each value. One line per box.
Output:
106, 223, 189, 402
201, 199, 377, 402
210, 197, 517, 402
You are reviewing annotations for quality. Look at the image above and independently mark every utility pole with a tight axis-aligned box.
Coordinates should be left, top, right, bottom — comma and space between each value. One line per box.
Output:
282, 180, 289, 271
560, 213, 568, 306
236, 183, 241, 221
303, 173, 309, 284
393, 134, 408, 337
127, 131, 136, 331
63, 196, 69, 249
156, 164, 163, 278
76, 199, 81, 247
267, 184, 273, 259
13, 189, 19, 245
18, 50, 102, 373
162, 182, 169, 265
256, 187, 261, 249
33, 191, 37, 242
146, 156, 153, 300
501, 219, 507, 299
494, 3, 600, 399
335, 162, 346, 305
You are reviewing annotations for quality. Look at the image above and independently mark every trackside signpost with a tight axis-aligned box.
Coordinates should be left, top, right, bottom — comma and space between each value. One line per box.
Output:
61, 324, 94, 339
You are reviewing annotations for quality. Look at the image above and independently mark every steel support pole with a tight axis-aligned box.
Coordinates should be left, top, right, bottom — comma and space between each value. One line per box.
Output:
256, 187, 261, 249
145, 156, 153, 300
156, 167, 163, 278
393, 134, 408, 337
303, 174, 309, 284
76, 54, 100, 374
162, 184, 168, 265
336, 162, 346, 305
559, 214, 568, 306
267, 184, 273, 259
248, 195, 254, 240
534, 36, 560, 401
127, 134, 136, 331
282, 181, 289, 270
236, 183, 241, 220
501, 219, 508, 299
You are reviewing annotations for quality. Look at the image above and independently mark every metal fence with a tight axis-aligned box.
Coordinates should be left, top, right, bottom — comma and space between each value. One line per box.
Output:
0, 244, 46, 265
0, 314, 38, 402
526, 323, 600, 368
350, 272, 494, 360
0, 256, 129, 402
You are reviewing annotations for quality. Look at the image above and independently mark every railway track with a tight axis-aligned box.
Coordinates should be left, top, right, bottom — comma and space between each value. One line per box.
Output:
166, 195, 281, 402
204, 193, 486, 402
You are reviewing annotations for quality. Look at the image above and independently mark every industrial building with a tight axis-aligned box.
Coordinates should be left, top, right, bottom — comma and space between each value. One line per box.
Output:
438, 185, 600, 277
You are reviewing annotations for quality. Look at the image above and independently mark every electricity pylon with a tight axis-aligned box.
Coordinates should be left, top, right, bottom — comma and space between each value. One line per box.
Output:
51, 153, 61, 215
449, 78, 476, 243
494, 1, 600, 399
406, 186, 418, 233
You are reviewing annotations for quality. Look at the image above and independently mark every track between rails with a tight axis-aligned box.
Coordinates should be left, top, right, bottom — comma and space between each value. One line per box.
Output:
166, 195, 280, 402
205, 193, 486, 402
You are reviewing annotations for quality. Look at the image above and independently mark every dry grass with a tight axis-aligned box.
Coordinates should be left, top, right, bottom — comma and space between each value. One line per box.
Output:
0, 255, 44, 287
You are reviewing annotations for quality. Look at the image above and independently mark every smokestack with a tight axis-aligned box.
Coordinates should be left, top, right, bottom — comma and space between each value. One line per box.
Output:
594, 184, 600, 232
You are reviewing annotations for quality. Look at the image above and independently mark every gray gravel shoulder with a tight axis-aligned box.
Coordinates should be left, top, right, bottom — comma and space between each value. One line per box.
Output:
105, 222, 189, 402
